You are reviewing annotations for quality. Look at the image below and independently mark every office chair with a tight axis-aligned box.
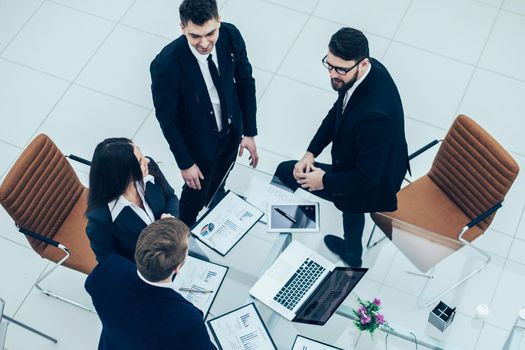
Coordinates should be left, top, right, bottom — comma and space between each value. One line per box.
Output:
369, 114, 519, 306
0, 134, 97, 312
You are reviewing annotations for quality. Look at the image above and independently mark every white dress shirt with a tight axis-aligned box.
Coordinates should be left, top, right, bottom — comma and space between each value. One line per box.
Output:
342, 62, 372, 112
137, 270, 173, 289
188, 43, 224, 131
108, 175, 156, 223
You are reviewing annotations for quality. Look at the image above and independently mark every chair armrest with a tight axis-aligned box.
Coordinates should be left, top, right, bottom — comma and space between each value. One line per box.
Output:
66, 154, 91, 166
18, 227, 69, 252
459, 202, 502, 239
408, 139, 442, 161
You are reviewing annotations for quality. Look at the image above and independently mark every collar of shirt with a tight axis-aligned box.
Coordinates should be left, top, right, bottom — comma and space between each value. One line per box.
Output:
108, 175, 155, 222
188, 42, 218, 67
343, 61, 372, 109
137, 270, 173, 289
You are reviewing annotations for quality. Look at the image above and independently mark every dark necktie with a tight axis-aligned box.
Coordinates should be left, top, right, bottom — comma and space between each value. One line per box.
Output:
336, 91, 346, 126
207, 54, 229, 131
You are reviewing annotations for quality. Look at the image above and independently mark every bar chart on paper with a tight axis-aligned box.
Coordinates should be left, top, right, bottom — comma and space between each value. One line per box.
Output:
207, 303, 277, 350
192, 191, 263, 255
172, 256, 228, 317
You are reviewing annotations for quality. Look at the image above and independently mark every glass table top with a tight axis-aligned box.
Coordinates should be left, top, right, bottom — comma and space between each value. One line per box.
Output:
195, 162, 483, 349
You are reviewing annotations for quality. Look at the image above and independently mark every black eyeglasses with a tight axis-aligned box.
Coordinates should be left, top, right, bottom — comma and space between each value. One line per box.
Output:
322, 55, 364, 75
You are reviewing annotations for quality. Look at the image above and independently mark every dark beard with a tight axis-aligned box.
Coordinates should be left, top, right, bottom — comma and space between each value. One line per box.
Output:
331, 72, 358, 92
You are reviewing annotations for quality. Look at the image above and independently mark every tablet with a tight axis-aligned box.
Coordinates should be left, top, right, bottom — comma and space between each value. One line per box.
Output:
267, 203, 319, 232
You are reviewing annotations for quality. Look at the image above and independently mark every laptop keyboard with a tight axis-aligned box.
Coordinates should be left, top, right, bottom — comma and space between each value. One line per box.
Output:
273, 258, 326, 311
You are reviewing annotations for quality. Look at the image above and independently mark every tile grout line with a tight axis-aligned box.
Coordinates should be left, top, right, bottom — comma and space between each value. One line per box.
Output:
379, 0, 415, 61
19, 1, 139, 151
12, 261, 50, 318
72, 82, 152, 110
0, 0, 46, 56
1, 54, 156, 111
131, 110, 153, 140
505, 205, 525, 263
8, 2, 525, 112
7, 2, 138, 319
273, 72, 335, 94
0, 56, 71, 83
453, 3, 503, 118
257, 0, 312, 15
256, 0, 321, 103
46, 0, 120, 23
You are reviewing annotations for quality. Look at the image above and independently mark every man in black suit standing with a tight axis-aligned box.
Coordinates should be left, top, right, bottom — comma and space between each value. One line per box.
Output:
150, 0, 258, 226
85, 217, 217, 350
274, 28, 409, 267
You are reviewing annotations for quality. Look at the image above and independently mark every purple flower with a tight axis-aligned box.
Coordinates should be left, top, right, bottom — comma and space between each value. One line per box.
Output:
358, 306, 367, 316
360, 315, 371, 324
373, 298, 381, 306
376, 314, 385, 325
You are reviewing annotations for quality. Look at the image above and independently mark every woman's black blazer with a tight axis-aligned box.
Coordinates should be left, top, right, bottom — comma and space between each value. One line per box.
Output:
86, 158, 179, 262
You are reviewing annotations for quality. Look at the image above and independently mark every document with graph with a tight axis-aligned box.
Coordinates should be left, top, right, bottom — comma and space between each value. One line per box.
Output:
207, 303, 277, 350
192, 191, 263, 256
291, 335, 343, 350
172, 255, 228, 318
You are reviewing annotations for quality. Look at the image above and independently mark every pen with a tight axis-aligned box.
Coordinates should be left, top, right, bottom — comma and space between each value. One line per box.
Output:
274, 208, 297, 224
179, 288, 214, 294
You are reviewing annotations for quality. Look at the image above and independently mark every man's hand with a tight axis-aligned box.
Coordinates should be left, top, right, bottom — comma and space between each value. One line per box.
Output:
296, 164, 325, 191
181, 164, 204, 190
238, 136, 259, 168
293, 152, 315, 180
160, 213, 174, 219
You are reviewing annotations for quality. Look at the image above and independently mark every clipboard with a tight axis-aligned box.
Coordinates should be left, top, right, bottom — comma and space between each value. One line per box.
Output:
207, 303, 278, 350
291, 335, 343, 350
172, 255, 228, 318
191, 190, 263, 256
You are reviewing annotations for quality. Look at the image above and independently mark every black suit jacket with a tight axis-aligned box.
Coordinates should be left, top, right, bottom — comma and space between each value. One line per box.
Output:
308, 58, 409, 213
85, 254, 216, 350
86, 159, 179, 262
150, 22, 257, 171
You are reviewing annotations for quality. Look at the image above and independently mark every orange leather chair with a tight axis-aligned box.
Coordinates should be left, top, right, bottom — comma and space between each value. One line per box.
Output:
0, 134, 97, 311
370, 115, 519, 305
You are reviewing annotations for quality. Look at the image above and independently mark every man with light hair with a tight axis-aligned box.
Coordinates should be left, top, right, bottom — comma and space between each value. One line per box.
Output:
85, 217, 216, 350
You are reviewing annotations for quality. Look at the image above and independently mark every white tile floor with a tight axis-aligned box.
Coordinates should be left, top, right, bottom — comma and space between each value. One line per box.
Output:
1, 0, 525, 349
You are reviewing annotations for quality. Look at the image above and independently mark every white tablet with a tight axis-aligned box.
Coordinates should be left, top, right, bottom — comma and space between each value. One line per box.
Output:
267, 203, 320, 233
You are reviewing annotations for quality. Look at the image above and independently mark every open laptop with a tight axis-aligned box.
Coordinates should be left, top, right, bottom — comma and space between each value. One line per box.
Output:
250, 241, 367, 325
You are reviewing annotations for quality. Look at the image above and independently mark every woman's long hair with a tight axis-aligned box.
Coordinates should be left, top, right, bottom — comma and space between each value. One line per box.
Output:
87, 138, 143, 212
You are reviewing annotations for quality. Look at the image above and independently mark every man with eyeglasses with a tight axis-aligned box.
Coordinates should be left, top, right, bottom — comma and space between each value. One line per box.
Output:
150, 0, 258, 226
274, 28, 409, 267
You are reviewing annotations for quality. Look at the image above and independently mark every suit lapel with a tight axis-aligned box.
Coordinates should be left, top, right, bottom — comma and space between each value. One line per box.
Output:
180, 41, 214, 119
215, 34, 234, 86
145, 182, 163, 219
115, 207, 147, 237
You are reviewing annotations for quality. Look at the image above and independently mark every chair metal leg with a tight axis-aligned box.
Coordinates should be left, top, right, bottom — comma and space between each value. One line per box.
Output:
33, 244, 96, 313
418, 227, 491, 308
2, 315, 57, 344
366, 224, 387, 248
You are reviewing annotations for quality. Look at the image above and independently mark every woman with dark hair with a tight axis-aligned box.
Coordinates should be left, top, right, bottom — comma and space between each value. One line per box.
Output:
86, 138, 179, 262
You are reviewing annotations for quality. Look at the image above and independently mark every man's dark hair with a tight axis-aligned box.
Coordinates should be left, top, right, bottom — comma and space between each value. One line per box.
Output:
329, 27, 369, 62
135, 218, 189, 282
87, 138, 142, 212
179, 0, 219, 26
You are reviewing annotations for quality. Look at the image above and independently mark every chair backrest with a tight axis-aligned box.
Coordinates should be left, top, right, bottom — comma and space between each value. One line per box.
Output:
428, 115, 519, 230
0, 134, 84, 254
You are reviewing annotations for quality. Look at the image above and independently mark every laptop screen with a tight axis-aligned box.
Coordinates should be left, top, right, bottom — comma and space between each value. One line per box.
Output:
293, 267, 368, 325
